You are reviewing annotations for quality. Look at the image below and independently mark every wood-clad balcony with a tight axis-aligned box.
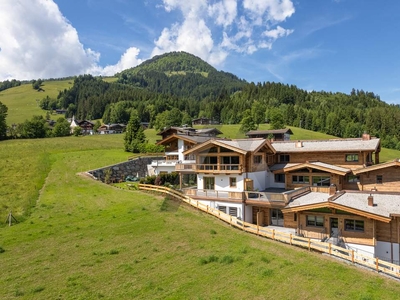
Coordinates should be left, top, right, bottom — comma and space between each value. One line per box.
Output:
175, 163, 244, 174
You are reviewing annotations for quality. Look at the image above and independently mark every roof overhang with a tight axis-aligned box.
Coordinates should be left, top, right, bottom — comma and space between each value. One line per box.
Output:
353, 160, 400, 175
183, 139, 248, 156
282, 201, 391, 223
278, 162, 350, 176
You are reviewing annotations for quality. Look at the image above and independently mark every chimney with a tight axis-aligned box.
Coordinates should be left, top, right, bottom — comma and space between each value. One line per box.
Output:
329, 184, 337, 196
368, 194, 374, 206
295, 141, 303, 148
362, 132, 371, 141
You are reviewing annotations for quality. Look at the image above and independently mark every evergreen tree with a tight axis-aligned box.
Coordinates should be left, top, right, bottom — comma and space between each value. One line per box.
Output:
124, 110, 145, 153
0, 101, 8, 140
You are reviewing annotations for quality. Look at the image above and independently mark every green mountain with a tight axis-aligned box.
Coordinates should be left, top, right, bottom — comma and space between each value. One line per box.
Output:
117, 51, 246, 100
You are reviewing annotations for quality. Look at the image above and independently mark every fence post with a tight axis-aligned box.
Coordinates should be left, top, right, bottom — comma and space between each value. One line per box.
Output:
376, 257, 379, 272
290, 234, 292, 245
352, 250, 354, 263
272, 229, 275, 240
257, 224, 259, 236
329, 243, 331, 255
308, 238, 311, 251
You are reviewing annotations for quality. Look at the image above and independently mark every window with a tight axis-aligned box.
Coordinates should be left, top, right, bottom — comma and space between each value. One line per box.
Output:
275, 174, 285, 183
229, 207, 238, 217
229, 177, 237, 187
306, 215, 324, 227
279, 154, 290, 163
376, 175, 383, 184
345, 219, 364, 232
218, 206, 227, 213
253, 155, 262, 164
345, 154, 359, 162
312, 176, 330, 186
292, 175, 310, 184
347, 175, 360, 183
203, 177, 215, 190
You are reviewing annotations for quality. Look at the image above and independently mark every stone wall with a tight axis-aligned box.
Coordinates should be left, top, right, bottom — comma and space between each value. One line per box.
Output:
87, 156, 163, 183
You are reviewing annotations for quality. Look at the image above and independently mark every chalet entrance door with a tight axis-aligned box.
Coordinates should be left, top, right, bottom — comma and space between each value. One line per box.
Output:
271, 209, 284, 226
203, 177, 215, 190
330, 218, 339, 237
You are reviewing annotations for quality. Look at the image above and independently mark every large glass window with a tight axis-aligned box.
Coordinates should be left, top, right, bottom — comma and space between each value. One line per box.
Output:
345, 219, 364, 232
275, 174, 285, 183
347, 175, 360, 183
292, 175, 310, 184
306, 215, 324, 227
312, 176, 330, 186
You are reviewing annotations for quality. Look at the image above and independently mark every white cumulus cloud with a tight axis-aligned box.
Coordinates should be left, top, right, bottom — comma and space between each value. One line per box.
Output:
0, 0, 141, 80
153, 0, 295, 62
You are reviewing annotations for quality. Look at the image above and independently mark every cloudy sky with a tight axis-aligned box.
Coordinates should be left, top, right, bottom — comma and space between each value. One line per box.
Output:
1, 0, 400, 104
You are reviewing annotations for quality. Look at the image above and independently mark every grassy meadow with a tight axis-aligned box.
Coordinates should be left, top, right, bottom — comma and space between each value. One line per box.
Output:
0, 134, 400, 299
0, 80, 73, 124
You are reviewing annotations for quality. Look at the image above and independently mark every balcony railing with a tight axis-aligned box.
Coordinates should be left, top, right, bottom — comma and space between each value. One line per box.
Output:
175, 163, 244, 173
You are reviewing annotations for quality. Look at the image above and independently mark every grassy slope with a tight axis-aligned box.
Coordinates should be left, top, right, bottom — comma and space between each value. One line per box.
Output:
0, 80, 73, 124
1, 135, 400, 299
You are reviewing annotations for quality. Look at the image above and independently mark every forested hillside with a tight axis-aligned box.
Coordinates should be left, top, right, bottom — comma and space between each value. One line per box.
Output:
38, 51, 400, 150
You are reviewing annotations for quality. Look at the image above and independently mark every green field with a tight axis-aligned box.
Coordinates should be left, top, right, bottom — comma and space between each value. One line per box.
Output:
0, 80, 73, 124
1, 134, 400, 299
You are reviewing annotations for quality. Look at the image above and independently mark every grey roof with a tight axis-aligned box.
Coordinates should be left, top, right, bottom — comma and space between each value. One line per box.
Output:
195, 128, 222, 135
177, 135, 213, 144
333, 192, 400, 218
306, 162, 350, 173
286, 192, 330, 208
246, 128, 293, 136
285, 191, 400, 218
269, 163, 298, 172
218, 139, 266, 152
272, 138, 380, 153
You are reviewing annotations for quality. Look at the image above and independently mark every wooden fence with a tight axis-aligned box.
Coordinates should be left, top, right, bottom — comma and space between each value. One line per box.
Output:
138, 184, 400, 279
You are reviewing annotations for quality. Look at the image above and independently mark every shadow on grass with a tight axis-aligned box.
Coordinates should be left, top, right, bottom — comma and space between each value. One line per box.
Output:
160, 197, 181, 212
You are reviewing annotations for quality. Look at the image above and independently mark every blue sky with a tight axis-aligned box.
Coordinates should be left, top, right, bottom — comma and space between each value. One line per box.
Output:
1, 1, 400, 104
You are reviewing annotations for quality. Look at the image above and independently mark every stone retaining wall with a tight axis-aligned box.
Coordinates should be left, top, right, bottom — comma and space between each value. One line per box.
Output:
88, 156, 163, 183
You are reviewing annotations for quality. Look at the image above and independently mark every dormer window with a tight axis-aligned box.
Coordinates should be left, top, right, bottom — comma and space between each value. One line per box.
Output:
345, 154, 359, 162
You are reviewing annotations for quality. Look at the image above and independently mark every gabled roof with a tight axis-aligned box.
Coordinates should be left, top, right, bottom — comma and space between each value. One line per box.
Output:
272, 138, 380, 153
195, 128, 223, 135
183, 138, 275, 156
282, 191, 400, 223
282, 161, 351, 176
353, 159, 400, 175
157, 126, 195, 136
246, 128, 293, 136
156, 133, 213, 146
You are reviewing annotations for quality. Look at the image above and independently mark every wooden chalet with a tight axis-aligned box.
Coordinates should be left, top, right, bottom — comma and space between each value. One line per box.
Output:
97, 124, 126, 134
169, 132, 400, 262
70, 116, 94, 135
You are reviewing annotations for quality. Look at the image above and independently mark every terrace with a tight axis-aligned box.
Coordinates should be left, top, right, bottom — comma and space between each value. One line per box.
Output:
181, 186, 316, 206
